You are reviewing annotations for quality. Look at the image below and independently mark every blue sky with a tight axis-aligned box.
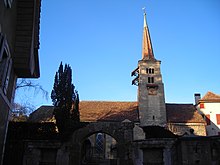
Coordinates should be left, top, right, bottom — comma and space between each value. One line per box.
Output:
15, 0, 220, 109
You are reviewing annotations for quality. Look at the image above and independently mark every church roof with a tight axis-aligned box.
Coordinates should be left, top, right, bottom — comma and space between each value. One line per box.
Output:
29, 101, 205, 124
166, 104, 205, 123
200, 91, 220, 102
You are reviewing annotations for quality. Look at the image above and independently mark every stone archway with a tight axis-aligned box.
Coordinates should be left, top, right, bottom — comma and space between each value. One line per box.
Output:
68, 122, 134, 165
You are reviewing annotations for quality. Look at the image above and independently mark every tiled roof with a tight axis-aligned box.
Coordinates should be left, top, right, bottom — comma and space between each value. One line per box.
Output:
79, 101, 139, 122
200, 91, 220, 102
29, 101, 205, 124
166, 103, 205, 123
29, 106, 54, 122
29, 101, 139, 123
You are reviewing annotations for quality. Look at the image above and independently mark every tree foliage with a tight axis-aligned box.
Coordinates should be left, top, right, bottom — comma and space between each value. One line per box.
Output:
51, 62, 80, 134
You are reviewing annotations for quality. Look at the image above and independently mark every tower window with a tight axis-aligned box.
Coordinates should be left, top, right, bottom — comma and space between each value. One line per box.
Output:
151, 68, 154, 74
146, 68, 154, 74
148, 77, 154, 83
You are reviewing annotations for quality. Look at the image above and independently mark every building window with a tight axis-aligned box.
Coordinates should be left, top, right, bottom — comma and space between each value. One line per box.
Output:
216, 114, 220, 125
4, 0, 14, 8
0, 33, 12, 95
148, 77, 154, 83
95, 133, 104, 155
200, 103, 205, 109
205, 114, 210, 125
146, 68, 154, 74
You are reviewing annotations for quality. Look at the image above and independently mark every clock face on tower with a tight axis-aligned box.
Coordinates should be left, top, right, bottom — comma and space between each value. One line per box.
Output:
148, 87, 157, 95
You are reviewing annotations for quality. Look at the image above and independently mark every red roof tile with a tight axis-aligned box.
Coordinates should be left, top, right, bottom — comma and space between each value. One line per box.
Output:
200, 91, 220, 102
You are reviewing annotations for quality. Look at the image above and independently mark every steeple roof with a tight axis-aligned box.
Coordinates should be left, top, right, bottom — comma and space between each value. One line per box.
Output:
142, 12, 155, 60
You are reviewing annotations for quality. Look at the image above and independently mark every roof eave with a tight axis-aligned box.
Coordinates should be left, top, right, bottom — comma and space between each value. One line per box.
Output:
14, 0, 41, 78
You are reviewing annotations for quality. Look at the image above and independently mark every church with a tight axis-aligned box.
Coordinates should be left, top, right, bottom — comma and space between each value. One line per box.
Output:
30, 11, 206, 136
4, 11, 220, 165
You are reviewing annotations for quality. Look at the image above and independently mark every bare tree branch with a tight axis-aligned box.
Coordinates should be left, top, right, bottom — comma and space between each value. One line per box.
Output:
11, 78, 49, 119
16, 78, 48, 100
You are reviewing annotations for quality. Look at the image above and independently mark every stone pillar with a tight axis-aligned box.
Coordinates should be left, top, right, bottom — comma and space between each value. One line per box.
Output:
163, 147, 172, 165
133, 146, 143, 165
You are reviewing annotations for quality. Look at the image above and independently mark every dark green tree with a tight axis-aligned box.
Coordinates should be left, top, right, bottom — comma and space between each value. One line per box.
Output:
51, 62, 79, 134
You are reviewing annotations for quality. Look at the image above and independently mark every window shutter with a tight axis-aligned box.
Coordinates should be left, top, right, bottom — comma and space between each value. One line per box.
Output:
200, 103, 205, 109
216, 114, 220, 125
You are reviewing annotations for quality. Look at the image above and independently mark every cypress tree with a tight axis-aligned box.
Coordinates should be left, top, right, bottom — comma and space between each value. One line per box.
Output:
51, 62, 80, 134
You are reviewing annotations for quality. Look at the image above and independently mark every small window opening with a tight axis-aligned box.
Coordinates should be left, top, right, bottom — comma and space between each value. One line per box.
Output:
148, 77, 154, 83
153, 116, 155, 120
146, 68, 154, 74
151, 77, 154, 83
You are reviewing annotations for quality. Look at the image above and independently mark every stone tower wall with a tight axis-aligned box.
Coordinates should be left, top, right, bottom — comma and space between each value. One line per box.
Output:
138, 60, 167, 127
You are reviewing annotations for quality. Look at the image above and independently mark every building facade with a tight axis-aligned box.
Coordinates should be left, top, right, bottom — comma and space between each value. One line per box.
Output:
196, 91, 220, 136
0, 0, 41, 164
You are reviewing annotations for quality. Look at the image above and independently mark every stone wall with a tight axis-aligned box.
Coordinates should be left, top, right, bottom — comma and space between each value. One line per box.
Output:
23, 140, 61, 165
4, 121, 220, 165
133, 138, 177, 165
138, 59, 167, 127
167, 123, 206, 136
177, 136, 220, 165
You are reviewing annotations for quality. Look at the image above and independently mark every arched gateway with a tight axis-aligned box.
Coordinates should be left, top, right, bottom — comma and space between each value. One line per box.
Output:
67, 121, 134, 165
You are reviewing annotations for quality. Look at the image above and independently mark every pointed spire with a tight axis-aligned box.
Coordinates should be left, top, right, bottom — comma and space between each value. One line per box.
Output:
142, 10, 155, 60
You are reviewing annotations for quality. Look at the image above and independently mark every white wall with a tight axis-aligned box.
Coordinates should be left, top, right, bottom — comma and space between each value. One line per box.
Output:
197, 102, 220, 136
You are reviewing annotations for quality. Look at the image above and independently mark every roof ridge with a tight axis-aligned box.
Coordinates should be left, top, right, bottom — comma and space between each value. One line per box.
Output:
165, 103, 193, 105
202, 91, 220, 100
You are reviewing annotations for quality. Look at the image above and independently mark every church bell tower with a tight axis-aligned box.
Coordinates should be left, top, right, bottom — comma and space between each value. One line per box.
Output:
131, 11, 166, 127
